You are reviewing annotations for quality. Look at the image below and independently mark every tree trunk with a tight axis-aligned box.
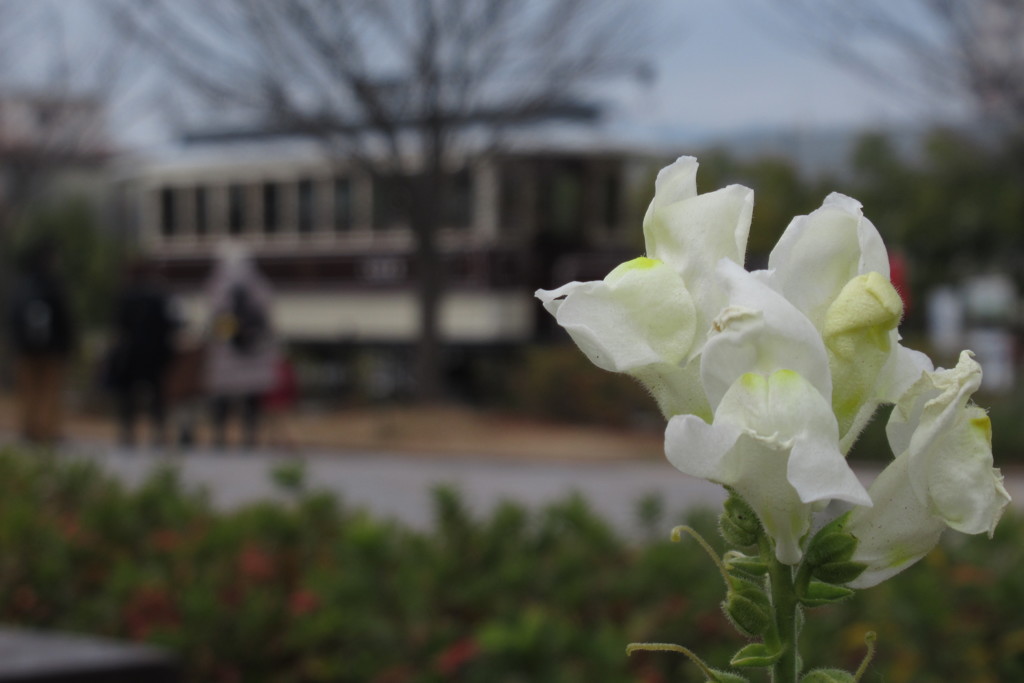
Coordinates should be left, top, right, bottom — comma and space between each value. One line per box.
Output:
410, 131, 446, 403
411, 203, 443, 402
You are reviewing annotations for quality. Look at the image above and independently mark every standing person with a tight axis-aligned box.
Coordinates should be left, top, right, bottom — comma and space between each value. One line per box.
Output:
7, 239, 77, 445
204, 243, 278, 449
110, 260, 178, 447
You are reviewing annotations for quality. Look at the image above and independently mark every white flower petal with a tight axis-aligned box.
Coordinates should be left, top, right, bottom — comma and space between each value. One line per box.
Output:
901, 351, 983, 503
920, 407, 1009, 535
727, 434, 809, 565
767, 193, 888, 330
667, 403, 808, 565
849, 350, 1011, 587
643, 155, 698, 218
535, 258, 697, 373
701, 260, 832, 410
644, 185, 753, 341
900, 352, 1010, 535
846, 453, 946, 589
631, 357, 711, 421
535, 280, 585, 317
665, 412, 741, 482
670, 370, 866, 564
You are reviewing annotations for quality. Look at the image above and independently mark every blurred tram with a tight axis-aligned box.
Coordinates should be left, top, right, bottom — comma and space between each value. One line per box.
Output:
120, 131, 670, 398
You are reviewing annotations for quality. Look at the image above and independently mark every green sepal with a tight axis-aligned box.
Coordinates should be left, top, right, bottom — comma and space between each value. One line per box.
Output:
729, 643, 785, 668
706, 670, 751, 683
799, 581, 855, 607
811, 560, 867, 585
805, 531, 857, 567
800, 668, 856, 682
724, 550, 769, 577
723, 577, 772, 637
719, 491, 762, 547
804, 513, 857, 567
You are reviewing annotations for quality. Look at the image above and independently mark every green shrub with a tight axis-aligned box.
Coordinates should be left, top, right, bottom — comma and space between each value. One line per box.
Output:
503, 345, 659, 427
0, 448, 1018, 681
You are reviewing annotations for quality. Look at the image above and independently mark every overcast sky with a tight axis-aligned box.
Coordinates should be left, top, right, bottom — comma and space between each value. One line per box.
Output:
619, 0, 959, 142
4, 0, 964, 148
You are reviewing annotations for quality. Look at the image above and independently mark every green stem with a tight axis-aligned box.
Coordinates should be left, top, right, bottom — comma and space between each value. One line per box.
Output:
671, 525, 733, 589
626, 642, 719, 680
768, 551, 800, 683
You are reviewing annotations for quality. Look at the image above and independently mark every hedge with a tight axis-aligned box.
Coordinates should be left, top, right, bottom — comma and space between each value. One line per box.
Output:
0, 449, 1019, 682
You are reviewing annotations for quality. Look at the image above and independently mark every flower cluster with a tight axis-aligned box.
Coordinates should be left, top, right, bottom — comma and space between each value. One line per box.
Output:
537, 156, 1010, 585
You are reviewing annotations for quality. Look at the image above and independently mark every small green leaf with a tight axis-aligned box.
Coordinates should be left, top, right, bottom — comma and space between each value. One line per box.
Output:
724, 550, 769, 577
800, 581, 855, 607
719, 492, 762, 547
707, 670, 751, 683
812, 560, 867, 585
720, 514, 757, 548
724, 578, 772, 637
805, 531, 857, 566
800, 668, 856, 682
805, 513, 858, 567
730, 643, 785, 668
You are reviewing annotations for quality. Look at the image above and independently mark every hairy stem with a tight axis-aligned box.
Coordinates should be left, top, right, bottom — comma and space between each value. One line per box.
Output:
768, 552, 800, 683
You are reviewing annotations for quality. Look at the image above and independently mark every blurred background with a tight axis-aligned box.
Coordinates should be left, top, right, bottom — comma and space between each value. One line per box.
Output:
0, 1, 1023, 681
1, 0, 1023, 445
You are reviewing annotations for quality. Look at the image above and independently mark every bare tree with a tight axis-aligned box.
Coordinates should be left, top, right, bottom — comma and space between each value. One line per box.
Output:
109, 0, 645, 401
764, 0, 1024, 130
0, 0, 138, 358
0, 0, 134, 218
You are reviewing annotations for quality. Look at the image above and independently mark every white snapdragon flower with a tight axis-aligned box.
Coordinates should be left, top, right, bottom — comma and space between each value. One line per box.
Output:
766, 194, 932, 450
537, 155, 1009, 583
536, 156, 753, 420
846, 352, 1011, 588
665, 262, 871, 564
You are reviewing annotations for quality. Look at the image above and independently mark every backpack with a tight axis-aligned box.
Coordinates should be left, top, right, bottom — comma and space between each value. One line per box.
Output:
227, 285, 267, 354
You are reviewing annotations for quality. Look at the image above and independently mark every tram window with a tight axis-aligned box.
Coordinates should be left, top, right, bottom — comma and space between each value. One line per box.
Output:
499, 164, 529, 232
297, 178, 315, 234
444, 169, 473, 229
159, 187, 176, 237
372, 174, 407, 230
547, 168, 583, 238
228, 184, 245, 235
263, 182, 279, 233
195, 186, 208, 235
602, 172, 621, 230
333, 177, 351, 231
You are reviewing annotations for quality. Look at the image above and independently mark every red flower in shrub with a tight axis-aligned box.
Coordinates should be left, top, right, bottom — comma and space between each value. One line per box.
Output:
636, 664, 667, 683
122, 586, 180, 640
237, 543, 276, 582
434, 637, 479, 676
150, 529, 182, 553
288, 589, 320, 617
951, 563, 996, 586
12, 585, 38, 616
55, 514, 81, 541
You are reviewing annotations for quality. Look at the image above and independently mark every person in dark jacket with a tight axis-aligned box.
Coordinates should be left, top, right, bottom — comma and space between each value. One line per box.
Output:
7, 239, 77, 445
109, 260, 178, 447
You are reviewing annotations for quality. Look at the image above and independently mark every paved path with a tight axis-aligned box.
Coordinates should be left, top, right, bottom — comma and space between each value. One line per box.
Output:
46, 441, 1024, 537
63, 441, 730, 535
